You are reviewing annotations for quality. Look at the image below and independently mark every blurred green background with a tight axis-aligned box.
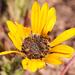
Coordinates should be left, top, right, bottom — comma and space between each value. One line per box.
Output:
0, 0, 75, 75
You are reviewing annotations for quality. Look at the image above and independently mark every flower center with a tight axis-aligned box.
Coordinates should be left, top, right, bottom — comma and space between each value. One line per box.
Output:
22, 35, 51, 59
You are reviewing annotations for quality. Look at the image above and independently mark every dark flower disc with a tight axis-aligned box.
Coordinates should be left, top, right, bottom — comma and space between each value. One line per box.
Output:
22, 35, 51, 59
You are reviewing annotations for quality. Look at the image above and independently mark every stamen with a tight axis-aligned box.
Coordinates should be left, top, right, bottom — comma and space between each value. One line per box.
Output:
22, 35, 51, 59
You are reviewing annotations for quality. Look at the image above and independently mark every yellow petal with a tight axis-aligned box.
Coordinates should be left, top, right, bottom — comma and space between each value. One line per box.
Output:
22, 58, 45, 72
50, 45, 75, 54
8, 32, 22, 50
21, 58, 30, 70
15, 22, 31, 40
6, 20, 17, 33
43, 53, 72, 65
7, 21, 31, 41
31, 1, 40, 34
42, 7, 56, 36
0, 50, 25, 57
50, 28, 75, 47
7, 20, 31, 50
39, 2, 49, 34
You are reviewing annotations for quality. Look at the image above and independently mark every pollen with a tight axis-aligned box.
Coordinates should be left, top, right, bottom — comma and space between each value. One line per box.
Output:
22, 35, 51, 59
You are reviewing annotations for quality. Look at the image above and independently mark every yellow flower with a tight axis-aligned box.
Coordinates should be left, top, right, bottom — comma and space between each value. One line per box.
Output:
0, 1, 75, 72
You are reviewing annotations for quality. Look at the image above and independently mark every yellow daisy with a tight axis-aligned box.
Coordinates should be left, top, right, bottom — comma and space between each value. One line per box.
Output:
0, 1, 75, 72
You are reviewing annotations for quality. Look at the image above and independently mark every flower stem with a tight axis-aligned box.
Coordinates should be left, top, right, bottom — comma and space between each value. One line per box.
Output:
60, 55, 75, 75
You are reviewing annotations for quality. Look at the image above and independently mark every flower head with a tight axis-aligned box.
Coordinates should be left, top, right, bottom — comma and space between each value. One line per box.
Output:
0, 1, 75, 72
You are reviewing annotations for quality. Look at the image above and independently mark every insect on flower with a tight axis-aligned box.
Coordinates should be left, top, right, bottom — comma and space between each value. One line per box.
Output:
0, 1, 75, 72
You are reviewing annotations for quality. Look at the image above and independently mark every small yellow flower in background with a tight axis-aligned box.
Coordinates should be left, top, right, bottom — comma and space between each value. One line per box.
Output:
0, 1, 75, 72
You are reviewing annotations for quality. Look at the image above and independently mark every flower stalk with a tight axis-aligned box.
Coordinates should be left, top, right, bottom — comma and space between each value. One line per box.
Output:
61, 55, 75, 75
